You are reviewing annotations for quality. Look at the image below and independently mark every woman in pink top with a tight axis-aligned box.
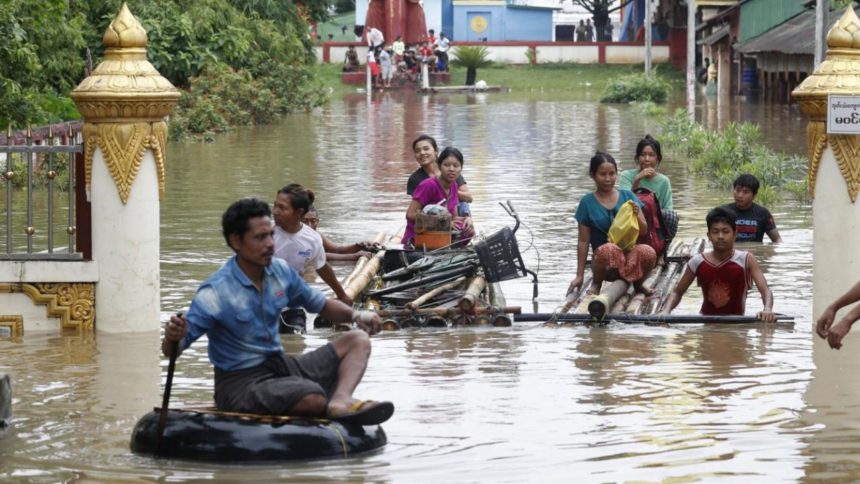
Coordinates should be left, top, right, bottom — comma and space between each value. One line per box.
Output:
402, 147, 474, 246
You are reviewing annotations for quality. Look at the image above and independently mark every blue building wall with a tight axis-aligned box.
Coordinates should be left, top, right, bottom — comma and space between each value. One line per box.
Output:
453, 5, 505, 41
442, 0, 454, 39
505, 7, 553, 41
451, 1, 553, 41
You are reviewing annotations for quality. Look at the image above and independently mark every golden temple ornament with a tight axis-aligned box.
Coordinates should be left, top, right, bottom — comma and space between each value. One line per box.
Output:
793, 5, 860, 201
70, 2, 179, 204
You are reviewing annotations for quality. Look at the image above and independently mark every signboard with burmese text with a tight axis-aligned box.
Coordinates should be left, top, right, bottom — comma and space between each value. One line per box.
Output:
828, 95, 860, 134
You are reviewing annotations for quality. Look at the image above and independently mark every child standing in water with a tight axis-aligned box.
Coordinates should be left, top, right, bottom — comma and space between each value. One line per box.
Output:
661, 207, 775, 320
720, 174, 782, 243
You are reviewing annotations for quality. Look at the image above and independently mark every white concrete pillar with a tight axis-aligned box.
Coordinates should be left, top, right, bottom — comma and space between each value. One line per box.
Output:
90, 149, 161, 332
70, 3, 179, 333
794, 7, 860, 441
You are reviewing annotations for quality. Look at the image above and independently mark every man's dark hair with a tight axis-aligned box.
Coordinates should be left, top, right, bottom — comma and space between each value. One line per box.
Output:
733, 173, 760, 195
222, 198, 271, 250
706, 206, 737, 232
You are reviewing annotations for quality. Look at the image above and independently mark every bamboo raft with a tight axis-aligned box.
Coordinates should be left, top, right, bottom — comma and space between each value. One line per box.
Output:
538, 238, 706, 327
316, 231, 525, 330
317, 223, 794, 330
318, 203, 535, 330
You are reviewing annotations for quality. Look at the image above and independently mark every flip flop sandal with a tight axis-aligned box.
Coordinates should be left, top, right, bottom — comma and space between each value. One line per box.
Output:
327, 400, 395, 426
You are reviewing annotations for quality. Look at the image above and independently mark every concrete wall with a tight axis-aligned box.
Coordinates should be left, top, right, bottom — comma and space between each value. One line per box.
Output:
605, 44, 669, 64
535, 44, 599, 63
0, 260, 98, 332
318, 41, 670, 66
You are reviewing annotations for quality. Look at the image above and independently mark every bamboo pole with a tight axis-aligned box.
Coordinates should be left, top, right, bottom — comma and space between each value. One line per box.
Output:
458, 276, 487, 312
342, 231, 387, 288
649, 238, 705, 314
573, 279, 628, 316
491, 314, 512, 327
488, 282, 506, 308
405, 276, 467, 310
344, 233, 400, 300
376, 305, 521, 319
426, 315, 449, 327
611, 293, 632, 313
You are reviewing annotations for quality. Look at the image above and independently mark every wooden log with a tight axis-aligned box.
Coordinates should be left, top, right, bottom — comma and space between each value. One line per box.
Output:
458, 276, 487, 312
405, 276, 467, 310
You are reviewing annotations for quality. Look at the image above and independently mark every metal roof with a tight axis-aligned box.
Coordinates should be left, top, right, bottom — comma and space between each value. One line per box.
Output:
736, 8, 813, 55
699, 25, 731, 45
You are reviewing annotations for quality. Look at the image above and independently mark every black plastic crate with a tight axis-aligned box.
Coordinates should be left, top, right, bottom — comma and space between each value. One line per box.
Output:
474, 227, 527, 283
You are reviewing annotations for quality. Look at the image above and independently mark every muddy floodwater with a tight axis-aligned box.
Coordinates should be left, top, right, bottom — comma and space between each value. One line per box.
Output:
4, 89, 860, 482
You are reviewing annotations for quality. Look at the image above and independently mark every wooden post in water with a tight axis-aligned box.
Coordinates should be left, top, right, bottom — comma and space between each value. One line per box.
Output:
70, 3, 180, 332
0, 374, 10, 427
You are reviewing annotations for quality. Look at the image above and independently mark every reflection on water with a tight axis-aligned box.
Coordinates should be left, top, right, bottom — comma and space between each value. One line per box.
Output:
0, 89, 845, 481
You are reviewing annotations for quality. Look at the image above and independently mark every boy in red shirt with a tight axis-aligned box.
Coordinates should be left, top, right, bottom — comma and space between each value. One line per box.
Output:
661, 207, 775, 321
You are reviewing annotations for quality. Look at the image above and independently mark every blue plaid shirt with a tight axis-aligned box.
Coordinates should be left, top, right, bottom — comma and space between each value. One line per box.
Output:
181, 256, 327, 371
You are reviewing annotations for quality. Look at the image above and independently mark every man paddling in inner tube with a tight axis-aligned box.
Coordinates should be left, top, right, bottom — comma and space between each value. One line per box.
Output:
162, 197, 394, 426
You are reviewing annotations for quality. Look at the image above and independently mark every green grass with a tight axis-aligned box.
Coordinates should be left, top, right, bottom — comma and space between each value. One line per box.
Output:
447, 63, 681, 92
308, 62, 683, 98
316, 11, 357, 42
312, 63, 360, 95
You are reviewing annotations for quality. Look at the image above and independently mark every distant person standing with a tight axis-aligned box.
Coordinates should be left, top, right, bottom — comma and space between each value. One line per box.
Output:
367, 26, 385, 52
379, 46, 393, 88
435, 32, 450, 71
576, 20, 586, 42
604, 19, 613, 41
585, 19, 594, 42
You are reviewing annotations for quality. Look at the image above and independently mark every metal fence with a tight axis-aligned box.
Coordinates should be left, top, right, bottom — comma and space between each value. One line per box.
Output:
1, 125, 85, 260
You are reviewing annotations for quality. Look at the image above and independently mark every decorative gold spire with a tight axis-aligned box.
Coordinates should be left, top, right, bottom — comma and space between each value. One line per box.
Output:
793, 6, 860, 118
102, 3, 148, 49
71, 2, 179, 123
792, 5, 860, 201
70, 2, 179, 204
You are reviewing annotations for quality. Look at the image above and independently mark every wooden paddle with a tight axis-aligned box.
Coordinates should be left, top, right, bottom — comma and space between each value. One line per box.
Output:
156, 312, 182, 456
517, 312, 795, 324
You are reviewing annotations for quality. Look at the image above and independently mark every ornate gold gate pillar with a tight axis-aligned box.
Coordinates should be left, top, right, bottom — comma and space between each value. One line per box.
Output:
793, 7, 860, 322
70, 3, 179, 333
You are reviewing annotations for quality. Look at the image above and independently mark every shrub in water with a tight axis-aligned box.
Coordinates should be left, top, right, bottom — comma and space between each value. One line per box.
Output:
600, 73, 670, 104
